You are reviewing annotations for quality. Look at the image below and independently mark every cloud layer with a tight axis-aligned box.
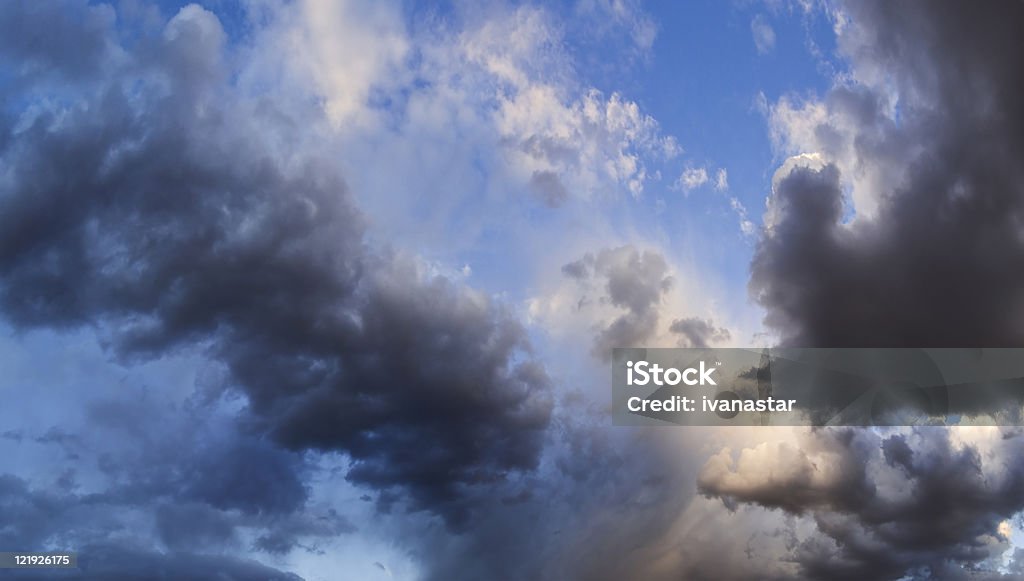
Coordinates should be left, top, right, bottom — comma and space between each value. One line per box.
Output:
752, 1, 1024, 348
0, 1, 552, 540
728, 1, 1024, 577
700, 428, 1024, 579
4, 0, 1023, 579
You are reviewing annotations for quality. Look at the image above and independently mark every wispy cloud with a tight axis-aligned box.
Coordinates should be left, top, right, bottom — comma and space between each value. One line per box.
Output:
714, 168, 729, 191
675, 166, 709, 192
751, 14, 776, 54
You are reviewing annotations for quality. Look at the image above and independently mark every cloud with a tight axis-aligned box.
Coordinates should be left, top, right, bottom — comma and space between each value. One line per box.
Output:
735, 1, 1024, 577
497, 85, 680, 200
535, 239, 743, 361
0, 1, 552, 535
730, 197, 757, 237
284, 0, 409, 128
50, 543, 304, 580
0, 2, 731, 579
419, 3, 679, 201
402, 404, 714, 581
264, 0, 683, 274
715, 168, 729, 191
751, 15, 776, 55
0, 0, 116, 82
550, 246, 736, 361
530, 169, 571, 207
17, 1, 1024, 579
752, 0, 1024, 348
0, 2, 712, 577
699, 428, 1024, 579
574, 0, 658, 56
559, 247, 673, 359
0, 380, 358, 575
676, 166, 709, 192
669, 317, 731, 348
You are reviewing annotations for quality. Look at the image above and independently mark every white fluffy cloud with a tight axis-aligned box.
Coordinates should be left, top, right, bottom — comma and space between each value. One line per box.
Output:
764, 84, 905, 220
676, 166, 709, 192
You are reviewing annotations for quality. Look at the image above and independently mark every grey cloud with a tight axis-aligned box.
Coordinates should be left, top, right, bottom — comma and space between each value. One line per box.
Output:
741, 4, 1024, 573
5, 390, 332, 569
738, 4, 1024, 572
598, 246, 673, 315
700, 428, 1024, 579
669, 316, 731, 348
0, 0, 551, 533
408, 405, 703, 581
155, 502, 237, 552
591, 309, 659, 360
560, 253, 594, 280
530, 170, 570, 207
0, 474, 75, 551
881, 433, 914, 473
562, 246, 733, 358
259, 258, 553, 525
751, 0, 1024, 348
181, 436, 308, 517
81, 395, 310, 520
562, 246, 674, 359
251, 506, 358, 557
0, 0, 115, 82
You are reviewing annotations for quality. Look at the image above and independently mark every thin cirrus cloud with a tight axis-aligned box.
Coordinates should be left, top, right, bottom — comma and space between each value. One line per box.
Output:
751, 14, 776, 55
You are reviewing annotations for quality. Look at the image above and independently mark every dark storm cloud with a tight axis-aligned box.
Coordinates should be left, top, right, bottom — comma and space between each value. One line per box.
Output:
0, 0, 550, 534
700, 427, 1024, 580
750, 0, 1024, 348
737, 0, 1024, 576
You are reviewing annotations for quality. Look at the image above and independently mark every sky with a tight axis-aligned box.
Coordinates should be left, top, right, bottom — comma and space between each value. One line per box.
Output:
2, 1, 1024, 579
